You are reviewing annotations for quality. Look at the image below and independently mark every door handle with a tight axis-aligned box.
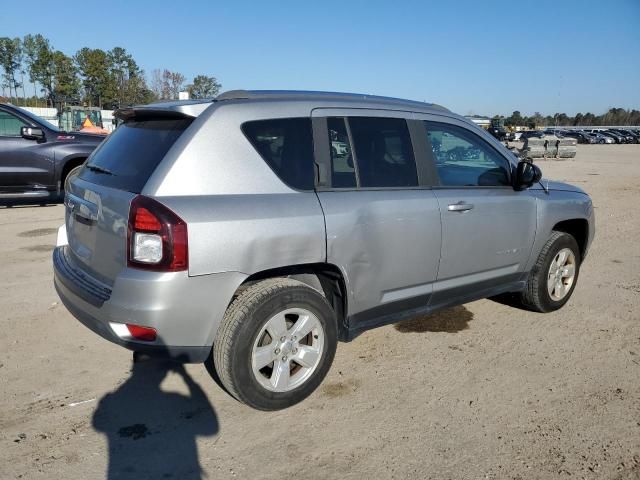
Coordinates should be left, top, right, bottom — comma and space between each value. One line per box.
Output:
447, 202, 474, 212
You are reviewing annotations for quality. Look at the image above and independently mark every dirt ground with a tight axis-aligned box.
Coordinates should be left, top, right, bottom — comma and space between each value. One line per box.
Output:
1, 145, 638, 480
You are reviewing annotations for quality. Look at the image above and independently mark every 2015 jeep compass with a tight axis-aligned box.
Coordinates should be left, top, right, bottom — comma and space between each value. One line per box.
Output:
53, 90, 595, 410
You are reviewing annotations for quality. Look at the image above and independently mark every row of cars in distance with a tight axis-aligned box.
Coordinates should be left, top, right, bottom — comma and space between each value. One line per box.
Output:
517, 128, 640, 144
557, 128, 639, 144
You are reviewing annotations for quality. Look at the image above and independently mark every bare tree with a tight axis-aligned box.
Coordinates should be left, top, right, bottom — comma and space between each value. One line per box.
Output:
164, 70, 185, 99
0, 37, 23, 101
149, 69, 184, 99
150, 69, 164, 99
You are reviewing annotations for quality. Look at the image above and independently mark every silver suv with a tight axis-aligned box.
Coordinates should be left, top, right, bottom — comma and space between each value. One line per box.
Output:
53, 90, 595, 410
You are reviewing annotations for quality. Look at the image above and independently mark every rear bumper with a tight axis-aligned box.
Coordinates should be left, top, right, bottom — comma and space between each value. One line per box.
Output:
53, 246, 247, 363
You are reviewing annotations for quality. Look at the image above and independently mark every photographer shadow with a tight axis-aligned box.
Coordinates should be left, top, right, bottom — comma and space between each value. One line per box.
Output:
93, 352, 218, 480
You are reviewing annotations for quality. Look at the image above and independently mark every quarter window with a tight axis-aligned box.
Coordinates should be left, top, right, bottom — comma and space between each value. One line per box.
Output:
425, 122, 510, 187
0, 110, 27, 137
348, 117, 418, 188
242, 118, 315, 191
327, 117, 356, 188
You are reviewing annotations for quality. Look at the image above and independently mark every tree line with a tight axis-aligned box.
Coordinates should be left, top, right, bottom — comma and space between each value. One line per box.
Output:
497, 108, 640, 128
0, 34, 221, 109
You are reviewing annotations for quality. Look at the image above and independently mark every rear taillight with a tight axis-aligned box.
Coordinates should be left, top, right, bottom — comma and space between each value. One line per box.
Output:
127, 195, 188, 271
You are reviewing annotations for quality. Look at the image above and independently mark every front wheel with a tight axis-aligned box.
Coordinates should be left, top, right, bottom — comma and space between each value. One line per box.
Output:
519, 231, 581, 313
213, 278, 337, 410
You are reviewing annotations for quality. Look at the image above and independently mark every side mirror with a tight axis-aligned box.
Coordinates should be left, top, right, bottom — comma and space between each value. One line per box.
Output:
21, 126, 45, 141
514, 160, 542, 190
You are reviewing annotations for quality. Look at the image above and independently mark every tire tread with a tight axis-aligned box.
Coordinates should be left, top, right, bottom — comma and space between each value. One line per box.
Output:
213, 277, 331, 407
520, 231, 579, 312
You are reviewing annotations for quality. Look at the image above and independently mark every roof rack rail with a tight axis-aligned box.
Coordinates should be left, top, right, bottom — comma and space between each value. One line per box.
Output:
214, 89, 450, 112
215, 90, 252, 101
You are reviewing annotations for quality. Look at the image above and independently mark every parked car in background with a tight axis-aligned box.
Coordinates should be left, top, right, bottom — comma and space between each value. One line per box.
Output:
543, 129, 566, 137
519, 130, 545, 140
604, 130, 629, 143
587, 130, 616, 143
582, 131, 613, 144
562, 131, 595, 144
611, 129, 638, 143
623, 130, 640, 143
599, 130, 626, 144
53, 90, 595, 410
0, 103, 106, 201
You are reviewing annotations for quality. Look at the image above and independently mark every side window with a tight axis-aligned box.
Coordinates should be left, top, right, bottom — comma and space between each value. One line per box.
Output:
0, 110, 27, 137
425, 121, 510, 187
327, 117, 356, 188
348, 117, 418, 188
242, 118, 315, 190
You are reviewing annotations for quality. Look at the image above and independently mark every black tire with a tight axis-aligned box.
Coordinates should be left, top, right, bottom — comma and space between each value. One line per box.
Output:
212, 278, 337, 410
519, 231, 581, 313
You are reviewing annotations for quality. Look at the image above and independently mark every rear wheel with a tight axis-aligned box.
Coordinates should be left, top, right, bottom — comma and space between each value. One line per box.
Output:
213, 278, 337, 410
519, 231, 581, 312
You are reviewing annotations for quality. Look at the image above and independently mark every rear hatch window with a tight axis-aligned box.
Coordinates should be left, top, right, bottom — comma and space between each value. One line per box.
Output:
78, 118, 193, 193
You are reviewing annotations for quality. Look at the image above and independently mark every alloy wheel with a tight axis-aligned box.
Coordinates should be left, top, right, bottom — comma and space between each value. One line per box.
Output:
251, 308, 325, 392
547, 248, 577, 301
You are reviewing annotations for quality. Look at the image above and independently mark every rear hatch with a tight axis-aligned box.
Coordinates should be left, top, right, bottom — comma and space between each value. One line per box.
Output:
64, 113, 194, 286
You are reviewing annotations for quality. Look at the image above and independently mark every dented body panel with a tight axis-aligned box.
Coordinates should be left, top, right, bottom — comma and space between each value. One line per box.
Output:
158, 193, 326, 277
317, 189, 441, 317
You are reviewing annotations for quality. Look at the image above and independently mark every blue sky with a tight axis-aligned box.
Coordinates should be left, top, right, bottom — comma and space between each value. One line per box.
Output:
2, 0, 639, 116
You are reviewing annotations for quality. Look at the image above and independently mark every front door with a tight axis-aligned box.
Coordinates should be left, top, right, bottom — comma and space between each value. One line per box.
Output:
423, 120, 537, 305
0, 108, 52, 189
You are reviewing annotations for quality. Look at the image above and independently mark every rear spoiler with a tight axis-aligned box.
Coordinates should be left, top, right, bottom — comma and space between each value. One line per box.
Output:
115, 101, 212, 121
114, 107, 195, 121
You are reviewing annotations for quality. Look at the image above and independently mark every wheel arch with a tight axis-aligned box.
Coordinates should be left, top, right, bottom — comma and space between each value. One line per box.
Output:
60, 155, 87, 190
552, 218, 589, 260
238, 263, 350, 341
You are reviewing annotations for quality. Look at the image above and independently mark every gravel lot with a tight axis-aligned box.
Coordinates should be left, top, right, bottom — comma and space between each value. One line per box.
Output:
1, 145, 638, 480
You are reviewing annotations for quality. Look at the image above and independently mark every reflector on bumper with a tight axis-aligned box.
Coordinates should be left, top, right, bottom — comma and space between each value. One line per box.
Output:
110, 322, 157, 342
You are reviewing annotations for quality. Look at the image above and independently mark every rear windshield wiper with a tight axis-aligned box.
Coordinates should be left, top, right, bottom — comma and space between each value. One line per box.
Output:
85, 163, 114, 175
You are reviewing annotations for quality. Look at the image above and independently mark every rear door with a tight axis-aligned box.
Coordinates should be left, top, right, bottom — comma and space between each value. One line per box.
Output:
0, 107, 53, 189
65, 116, 193, 286
312, 109, 442, 328
421, 119, 537, 306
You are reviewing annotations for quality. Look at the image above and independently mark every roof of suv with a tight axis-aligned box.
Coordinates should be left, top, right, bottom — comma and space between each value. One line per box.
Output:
118, 90, 451, 119
216, 89, 450, 112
